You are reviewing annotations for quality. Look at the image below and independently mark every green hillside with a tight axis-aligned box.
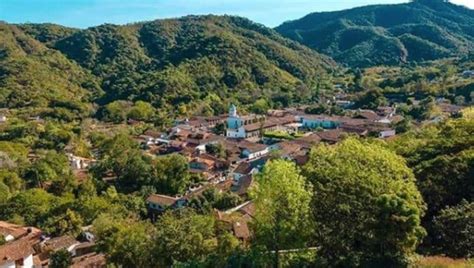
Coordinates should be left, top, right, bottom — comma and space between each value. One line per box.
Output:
276, 0, 474, 67
13, 16, 335, 116
0, 23, 100, 119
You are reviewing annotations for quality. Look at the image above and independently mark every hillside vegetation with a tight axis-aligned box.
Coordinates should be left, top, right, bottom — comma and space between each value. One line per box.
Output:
0, 23, 100, 119
3, 16, 335, 118
276, 0, 474, 67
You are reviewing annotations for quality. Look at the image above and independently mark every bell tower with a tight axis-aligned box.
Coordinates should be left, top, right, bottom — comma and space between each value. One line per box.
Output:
229, 104, 238, 118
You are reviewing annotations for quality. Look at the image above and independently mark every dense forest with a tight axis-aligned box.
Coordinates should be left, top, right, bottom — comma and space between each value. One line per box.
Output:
276, 0, 474, 67
1, 16, 336, 121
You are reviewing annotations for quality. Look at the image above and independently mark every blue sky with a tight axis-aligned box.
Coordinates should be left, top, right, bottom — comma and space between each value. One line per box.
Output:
1, 0, 473, 28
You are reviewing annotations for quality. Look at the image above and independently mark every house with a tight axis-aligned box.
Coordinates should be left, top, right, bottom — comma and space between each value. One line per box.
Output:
71, 253, 106, 268
0, 222, 33, 242
300, 115, 342, 129
237, 140, 269, 160
232, 162, 253, 181
232, 175, 254, 197
340, 119, 369, 136
0, 115, 6, 123
353, 110, 381, 121
293, 134, 321, 150
376, 106, 396, 117
271, 141, 304, 159
67, 154, 96, 170
38, 235, 80, 254
187, 115, 226, 128
0, 238, 35, 268
0, 222, 42, 268
231, 156, 268, 181
146, 194, 186, 213
33, 235, 82, 266
438, 103, 463, 116
335, 100, 354, 108
141, 130, 170, 145
186, 133, 224, 153
377, 128, 396, 138
317, 129, 344, 144
189, 154, 226, 172
232, 220, 251, 243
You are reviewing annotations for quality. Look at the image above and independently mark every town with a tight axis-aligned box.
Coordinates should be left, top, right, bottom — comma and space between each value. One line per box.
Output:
1, 0, 473, 266
1, 96, 467, 267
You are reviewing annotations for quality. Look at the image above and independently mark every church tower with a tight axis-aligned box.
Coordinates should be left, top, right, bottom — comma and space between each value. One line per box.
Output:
229, 104, 238, 118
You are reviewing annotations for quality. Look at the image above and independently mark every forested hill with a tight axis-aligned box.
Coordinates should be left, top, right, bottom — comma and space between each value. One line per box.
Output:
0, 23, 101, 117
276, 0, 474, 67
7, 15, 336, 116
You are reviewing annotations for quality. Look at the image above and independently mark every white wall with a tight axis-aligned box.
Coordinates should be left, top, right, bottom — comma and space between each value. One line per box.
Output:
226, 127, 246, 138
379, 130, 396, 138
23, 254, 34, 268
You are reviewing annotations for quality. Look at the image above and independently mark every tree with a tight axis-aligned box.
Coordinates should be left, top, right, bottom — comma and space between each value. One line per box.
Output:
354, 89, 387, 109
250, 159, 313, 267
252, 98, 270, 114
128, 101, 155, 121
56, 209, 84, 236
303, 138, 425, 266
151, 154, 191, 195
0, 170, 23, 194
93, 214, 154, 267
24, 150, 75, 192
431, 200, 473, 258
0, 182, 10, 204
103, 100, 130, 123
152, 209, 217, 265
49, 249, 72, 268
0, 188, 56, 226
205, 143, 226, 159
93, 133, 152, 192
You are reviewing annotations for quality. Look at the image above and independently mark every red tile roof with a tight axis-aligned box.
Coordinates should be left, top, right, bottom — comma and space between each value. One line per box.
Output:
0, 221, 28, 239
71, 253, 106, 268
146, 194, 179, 206
0, 238, 34, 265
233, 220, 250, 240
233, 162, 252, 175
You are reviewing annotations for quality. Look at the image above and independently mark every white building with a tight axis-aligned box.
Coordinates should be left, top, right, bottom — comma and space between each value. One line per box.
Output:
226, 105, 247, 138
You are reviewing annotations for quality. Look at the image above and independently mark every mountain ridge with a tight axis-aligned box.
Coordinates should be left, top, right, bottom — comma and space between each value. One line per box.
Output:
276, 0, 474, 67
1, 15, 336, 117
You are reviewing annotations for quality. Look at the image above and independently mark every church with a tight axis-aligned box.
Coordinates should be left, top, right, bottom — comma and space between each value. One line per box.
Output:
226, 105, 264, 139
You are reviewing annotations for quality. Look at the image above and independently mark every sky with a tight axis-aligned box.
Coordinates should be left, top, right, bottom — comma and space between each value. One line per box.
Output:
1, 0, 473, 28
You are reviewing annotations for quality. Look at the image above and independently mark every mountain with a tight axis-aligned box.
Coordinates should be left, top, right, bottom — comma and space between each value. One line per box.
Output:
7, 16, 336, 117
276, 0, 474, 67
0, 23, 100, 118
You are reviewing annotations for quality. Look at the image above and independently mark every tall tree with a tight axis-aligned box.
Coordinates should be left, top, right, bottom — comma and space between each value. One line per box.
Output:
152, 209, 218, 266
250, 159, 313, 267
432, 200, 473, 258
151, 154, 191, 195
303, 138, 425, 267
49, 249, 72, 268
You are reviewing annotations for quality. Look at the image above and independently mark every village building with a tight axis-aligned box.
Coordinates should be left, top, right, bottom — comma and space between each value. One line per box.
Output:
67, 153, 96, 170
300, 115, 342, 129
146, 194, 185, 213
0, 222, 41, 268
226, 104, 264, 139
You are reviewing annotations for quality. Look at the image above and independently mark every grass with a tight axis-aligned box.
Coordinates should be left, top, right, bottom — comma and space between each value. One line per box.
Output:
413, 256, 473, 268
